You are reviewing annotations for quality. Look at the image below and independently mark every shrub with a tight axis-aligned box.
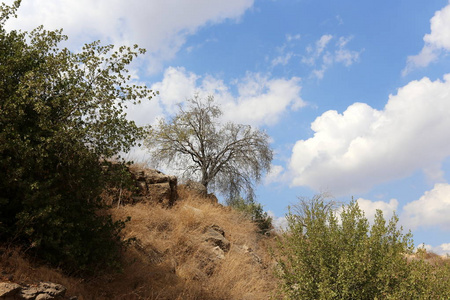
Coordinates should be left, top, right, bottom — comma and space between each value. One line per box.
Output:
273, 195, 441, 299
0, 2, 153, 274
227, 196, 273, 235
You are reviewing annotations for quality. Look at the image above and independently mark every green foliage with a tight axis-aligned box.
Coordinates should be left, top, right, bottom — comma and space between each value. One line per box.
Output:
396, 246, 450, 299
274, 195, 450, 299
227, 196, 273, 235
0, 2, 154, 274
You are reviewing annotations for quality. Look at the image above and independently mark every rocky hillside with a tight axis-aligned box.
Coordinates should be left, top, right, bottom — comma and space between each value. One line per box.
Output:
0, 167, 278, 300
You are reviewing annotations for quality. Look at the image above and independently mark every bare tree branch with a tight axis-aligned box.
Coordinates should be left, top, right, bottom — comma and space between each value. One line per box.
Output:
145, 95, 273, 198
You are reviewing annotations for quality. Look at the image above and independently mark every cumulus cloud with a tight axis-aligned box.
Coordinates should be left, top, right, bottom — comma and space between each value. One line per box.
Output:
5, 0, 254, 73
356, 198, 398, 224
133, 67, 305, 127
264, 165, 285, 185
401, 183, 450, 231
403, 1, 450, 75
289, 74, 450, 195
301, 35, 361, 79
267, 211, 288, 231
432, 243, 450, 255
418, 243, 450, 256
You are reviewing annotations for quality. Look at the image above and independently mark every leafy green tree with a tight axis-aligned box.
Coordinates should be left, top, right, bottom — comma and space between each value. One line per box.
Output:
145, 95, 273, 199
227, 196, 273, 235
274, 195, 423, 299
0, 1, 154, 273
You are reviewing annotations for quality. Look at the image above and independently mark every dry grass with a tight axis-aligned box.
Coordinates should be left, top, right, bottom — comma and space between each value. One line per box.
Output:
0, 185, 278, 299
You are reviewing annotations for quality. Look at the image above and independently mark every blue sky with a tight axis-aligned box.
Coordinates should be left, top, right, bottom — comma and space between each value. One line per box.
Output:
7, 0, 450, 254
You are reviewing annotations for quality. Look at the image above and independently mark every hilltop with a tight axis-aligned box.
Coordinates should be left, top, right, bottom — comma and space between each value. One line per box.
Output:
0, 167, 278, 300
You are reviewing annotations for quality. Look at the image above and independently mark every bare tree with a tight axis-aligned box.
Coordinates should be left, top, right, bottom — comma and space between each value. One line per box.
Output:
145, 95, 273, 198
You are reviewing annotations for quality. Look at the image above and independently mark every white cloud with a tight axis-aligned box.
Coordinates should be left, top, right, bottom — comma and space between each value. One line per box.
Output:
223, 74, 305, 125
271, 34, 301, 67
302, 35, 361, 79
151, 67, 200, 114
316, 34, 333, 55
267, 211, 288, 231
286, 33, 301, 42
335, 37, 361, 67
403, 1, 450, 75
356, 198, 398, 224
289, 74, 450, 195
402, 183, 450, 231
139, 67, 305, 127
419, 243, 450, 256
272, 52, 294, 67
5, 0, 254, 73
264, 165, 285, 185
302, 34, 333, 66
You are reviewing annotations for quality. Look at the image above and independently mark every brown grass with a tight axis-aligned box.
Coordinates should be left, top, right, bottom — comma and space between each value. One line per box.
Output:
0, 185, 278, 299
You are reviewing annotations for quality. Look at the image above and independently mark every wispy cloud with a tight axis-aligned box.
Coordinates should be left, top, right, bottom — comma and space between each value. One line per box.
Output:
301, 35, 361, 79
271, 33, 301, 67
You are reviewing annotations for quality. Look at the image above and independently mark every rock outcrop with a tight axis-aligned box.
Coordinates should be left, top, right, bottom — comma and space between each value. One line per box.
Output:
184, 180, 207, 197
202, 225, 230, 253
130, 168, 178, 206
0, 281, 70, 300
183, 180, 219, 204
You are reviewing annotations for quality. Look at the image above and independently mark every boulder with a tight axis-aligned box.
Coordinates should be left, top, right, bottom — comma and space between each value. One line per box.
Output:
0, 282, 21, 298
184, 180, 207, 197
206, 193, 219, 204
202, 225, 230, 253
0, 281, 67, 300
130, 168, 178, 206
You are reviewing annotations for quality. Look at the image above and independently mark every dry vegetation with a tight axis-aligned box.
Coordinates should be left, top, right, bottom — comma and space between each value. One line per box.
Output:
0, 185, 278, 300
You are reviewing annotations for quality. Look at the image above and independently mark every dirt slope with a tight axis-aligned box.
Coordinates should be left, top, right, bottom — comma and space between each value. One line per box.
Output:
0, 185, 278, 300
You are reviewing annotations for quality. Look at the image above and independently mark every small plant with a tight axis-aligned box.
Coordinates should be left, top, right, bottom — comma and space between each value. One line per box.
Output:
227, 196, 273, 235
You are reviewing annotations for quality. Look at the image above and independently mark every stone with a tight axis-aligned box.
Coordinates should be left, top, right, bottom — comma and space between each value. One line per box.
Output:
211, 246, 225, 260
37, 282, 66, 298
184, 180, 207, 197
0, 281, 68, 300
203, 225, 230, 252
0, 282, 21, 298
130, 168, 178, 206
18, 286, 41, 300
35, 294, 55, 300
206, 193, 219, 204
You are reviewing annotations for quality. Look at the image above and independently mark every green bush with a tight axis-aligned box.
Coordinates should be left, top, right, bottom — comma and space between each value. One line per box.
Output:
274, 195, 450, 299
0, 1, 153, 274
227, 196, 273, 235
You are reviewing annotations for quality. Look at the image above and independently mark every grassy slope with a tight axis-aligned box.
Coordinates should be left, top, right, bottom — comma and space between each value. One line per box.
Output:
0, 185, 278, 300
